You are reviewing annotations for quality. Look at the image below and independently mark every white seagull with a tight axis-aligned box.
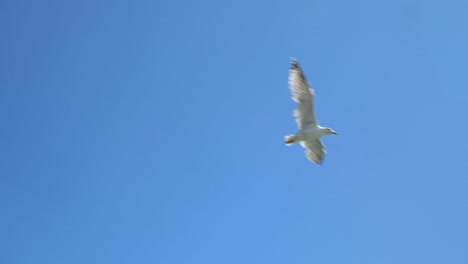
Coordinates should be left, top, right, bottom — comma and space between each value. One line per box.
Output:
285, 59, 338, 164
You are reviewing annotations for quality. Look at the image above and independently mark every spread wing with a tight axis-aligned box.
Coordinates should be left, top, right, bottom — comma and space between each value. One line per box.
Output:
289, 59, 317, 128
301, 139, 326, 164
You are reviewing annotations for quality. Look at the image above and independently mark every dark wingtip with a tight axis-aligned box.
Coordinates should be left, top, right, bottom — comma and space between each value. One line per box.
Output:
290, 57, 299, 69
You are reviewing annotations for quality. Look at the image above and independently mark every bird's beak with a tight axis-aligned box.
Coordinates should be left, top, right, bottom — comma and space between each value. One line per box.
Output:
332, 131, 338, 135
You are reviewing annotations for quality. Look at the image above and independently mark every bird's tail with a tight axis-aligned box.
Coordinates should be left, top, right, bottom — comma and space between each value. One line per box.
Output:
284, 134, 297, 146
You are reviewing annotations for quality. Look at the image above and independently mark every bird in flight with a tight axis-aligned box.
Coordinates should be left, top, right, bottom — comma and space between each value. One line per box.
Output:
285, 58, 338, 164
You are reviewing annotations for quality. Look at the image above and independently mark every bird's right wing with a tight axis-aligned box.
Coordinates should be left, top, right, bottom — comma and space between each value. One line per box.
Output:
289, 59, 317, 129
301, 139, 326, 164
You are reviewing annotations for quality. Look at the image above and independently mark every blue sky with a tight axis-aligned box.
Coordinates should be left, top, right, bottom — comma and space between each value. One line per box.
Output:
1, 0, 467, 263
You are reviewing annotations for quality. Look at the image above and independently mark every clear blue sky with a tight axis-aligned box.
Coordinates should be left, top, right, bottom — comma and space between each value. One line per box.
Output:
1, 0, 467, 263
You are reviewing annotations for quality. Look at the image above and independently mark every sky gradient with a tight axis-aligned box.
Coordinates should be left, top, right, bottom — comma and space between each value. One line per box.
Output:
1, 0, 467, 263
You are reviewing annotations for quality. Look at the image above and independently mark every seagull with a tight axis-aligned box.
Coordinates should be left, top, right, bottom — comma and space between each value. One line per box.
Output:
285, 58, 338, 164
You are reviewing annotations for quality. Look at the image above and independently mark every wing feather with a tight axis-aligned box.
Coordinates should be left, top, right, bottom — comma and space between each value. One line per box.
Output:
301, 139, 326, 164
289, 59, 317, 128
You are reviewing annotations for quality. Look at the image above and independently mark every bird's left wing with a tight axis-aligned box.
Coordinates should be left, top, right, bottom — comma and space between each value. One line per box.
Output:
301, 139, 326, 164
289, 59, 317, 128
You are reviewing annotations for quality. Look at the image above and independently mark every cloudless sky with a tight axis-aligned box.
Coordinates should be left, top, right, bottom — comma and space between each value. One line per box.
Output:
1, 0, 467, 263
